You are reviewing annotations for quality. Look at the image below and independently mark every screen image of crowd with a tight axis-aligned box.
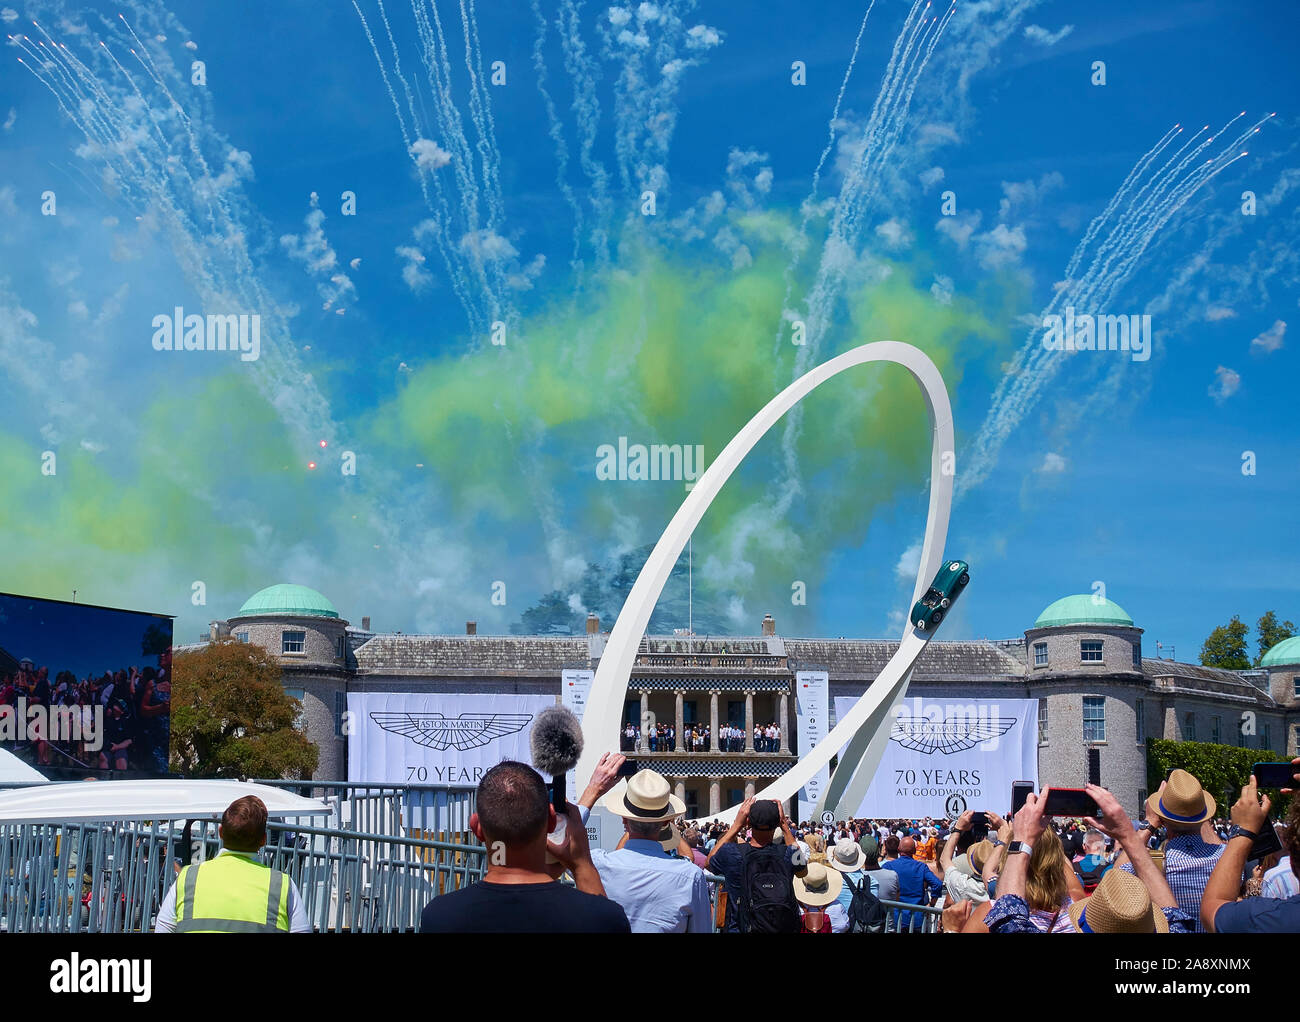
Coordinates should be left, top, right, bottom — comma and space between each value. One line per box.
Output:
0, 594, 174, 777
0, 650, 172, 775
405, 752, 1299, 935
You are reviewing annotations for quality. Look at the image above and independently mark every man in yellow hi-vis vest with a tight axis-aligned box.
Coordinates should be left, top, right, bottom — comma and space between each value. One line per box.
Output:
155, 795, 309, 933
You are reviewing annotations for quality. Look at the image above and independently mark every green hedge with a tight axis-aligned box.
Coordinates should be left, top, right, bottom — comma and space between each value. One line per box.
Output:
1146, 738, 1292, 821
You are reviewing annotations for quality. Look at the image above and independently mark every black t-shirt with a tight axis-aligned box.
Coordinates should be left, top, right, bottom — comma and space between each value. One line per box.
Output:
419, 879, 630, 934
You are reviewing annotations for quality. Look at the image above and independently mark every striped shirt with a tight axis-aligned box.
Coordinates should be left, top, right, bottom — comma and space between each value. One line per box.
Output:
1262, 857, 1298, 900
1120, 832, 1224, 933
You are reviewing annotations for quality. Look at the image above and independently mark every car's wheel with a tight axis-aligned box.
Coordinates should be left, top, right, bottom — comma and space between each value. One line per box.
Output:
940, 598, 950, 609
915, 619, 926, 631
931, 610, 943, 625
959, 573, 969, 586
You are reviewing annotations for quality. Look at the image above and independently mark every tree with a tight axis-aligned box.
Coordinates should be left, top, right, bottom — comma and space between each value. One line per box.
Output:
1255, 610, 1296, 666
170, 639, 318, 779
140, 622, 172, 658
1199, 616, 1250, 670
1148, 738, 1291, 821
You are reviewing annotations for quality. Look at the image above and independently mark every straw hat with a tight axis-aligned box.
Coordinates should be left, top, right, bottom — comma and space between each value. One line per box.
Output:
828, 839, 867, 872
656, 821, 682, 853
951, 839, 995, 878
1067, 867, 1169, 933
793, 861, 843, 907
1146, 769, 1215, 826
598, 768, 686, 824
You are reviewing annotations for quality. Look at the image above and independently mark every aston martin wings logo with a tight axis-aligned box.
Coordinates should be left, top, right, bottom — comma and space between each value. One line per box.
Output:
889, 714, 1017, 754
369, 712, 533, 751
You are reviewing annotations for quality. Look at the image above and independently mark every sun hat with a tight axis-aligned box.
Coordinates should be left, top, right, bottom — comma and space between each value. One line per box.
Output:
656, 821, 682, 852
599, 768, 687, 824
1146, 769, 1215, 826
828, 839, 867, 872
1067, 868, 1169, 933
793, 861, 844, 907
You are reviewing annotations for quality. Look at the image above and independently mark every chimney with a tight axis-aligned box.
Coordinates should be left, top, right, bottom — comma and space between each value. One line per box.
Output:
209, 621, 220, 642
361, 616, 371, 631
586, 613, 600, 635
466, 621, 477, 635
761, 613, 775, 636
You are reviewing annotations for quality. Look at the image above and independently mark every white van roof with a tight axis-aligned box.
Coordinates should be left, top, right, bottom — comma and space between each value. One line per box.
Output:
0, 778, 331, 823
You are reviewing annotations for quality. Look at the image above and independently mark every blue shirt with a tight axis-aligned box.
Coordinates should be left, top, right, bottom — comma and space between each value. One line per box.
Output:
1213, 892, 1300, 933
1120, 832, 1224, 933
881, 856, 941, 931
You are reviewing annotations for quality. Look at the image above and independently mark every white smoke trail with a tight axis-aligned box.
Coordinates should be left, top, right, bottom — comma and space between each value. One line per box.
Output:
530, 0, 586, 276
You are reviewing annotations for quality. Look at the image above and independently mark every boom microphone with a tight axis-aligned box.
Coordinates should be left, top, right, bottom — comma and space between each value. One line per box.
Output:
530, 705, 584, 814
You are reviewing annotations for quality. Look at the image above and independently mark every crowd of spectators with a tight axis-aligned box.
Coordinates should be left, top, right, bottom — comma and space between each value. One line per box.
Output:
420, 754, 1300, 934
0, 651, 171, 773
618, 721, 783, 753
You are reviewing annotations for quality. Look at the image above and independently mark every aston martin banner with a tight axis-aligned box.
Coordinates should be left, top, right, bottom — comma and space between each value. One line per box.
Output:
795, 670, 830, 822
347, 691, 554, 786
832, 696, 1038, 819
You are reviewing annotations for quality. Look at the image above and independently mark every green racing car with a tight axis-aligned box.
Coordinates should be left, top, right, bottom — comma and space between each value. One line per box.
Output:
911, 559, 970, 631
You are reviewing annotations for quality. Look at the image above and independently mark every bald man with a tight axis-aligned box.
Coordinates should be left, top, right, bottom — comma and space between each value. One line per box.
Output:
882, 834, 943, 931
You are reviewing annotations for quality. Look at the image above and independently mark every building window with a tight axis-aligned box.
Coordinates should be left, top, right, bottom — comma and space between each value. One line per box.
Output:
1038, 699, 1049, 743
334, 691, 347, 736
1033, 642, 1048, 667
1135, 699, 1145, 743
337, 635, 346, 659
235, 631, 249, 643
1238, 719, 1248, 748
1132, 643, 1142, 669
285, 688, 306, 730
683, 700, 698, 724
1083, 696, 1106, 742
1138, 788, 1147, 809
1211, 716, 1221, 744
1184, 712, 1195, 742
1262, 723, 1272, 751
1080, 640, 1103, 663
282, 630, 306, 654
1294, 677, 1300, 699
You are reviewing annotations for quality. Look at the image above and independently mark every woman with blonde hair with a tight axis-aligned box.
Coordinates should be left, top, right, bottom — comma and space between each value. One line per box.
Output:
806, 831, 828, 864
964, 825, 1083, 932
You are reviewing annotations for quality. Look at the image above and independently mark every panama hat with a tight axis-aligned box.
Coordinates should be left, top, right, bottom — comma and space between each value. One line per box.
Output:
951, 839, 995, 878
657, 821, 683, 853
828, 839, 867, 872
599, 768, 686, 824
1146, 769, 1215, 826
793, 861, 844, 907
1067, 868, 1169, 933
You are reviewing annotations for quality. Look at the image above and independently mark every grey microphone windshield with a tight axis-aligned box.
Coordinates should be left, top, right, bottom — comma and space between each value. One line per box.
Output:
531, 705, 584, 779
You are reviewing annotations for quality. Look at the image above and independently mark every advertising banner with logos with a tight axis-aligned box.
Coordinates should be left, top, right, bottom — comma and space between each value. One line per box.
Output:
347, 691, 554, 829
832, 696, 1038, 819
561, 668, 595, 803
795, 670, 830, 821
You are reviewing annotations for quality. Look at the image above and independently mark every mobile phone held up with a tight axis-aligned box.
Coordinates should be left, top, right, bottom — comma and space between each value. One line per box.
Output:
1011, 780, 1035, 816
1252, 761, 1296, 789
616, 758, 640, 778
1041, 787, 1100, 817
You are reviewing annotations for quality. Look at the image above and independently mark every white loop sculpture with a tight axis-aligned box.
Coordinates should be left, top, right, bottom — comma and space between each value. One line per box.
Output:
575, 341, 955, 822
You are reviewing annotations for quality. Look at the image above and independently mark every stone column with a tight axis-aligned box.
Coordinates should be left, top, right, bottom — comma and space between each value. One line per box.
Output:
779, 690, 790, 753
639, 690, 650, 752
674, 779, 686, 805
744, 690, 755, 752
709, 690, 719, 752
709, 779, 721, 815
675, 689, 685, 752
744, 777, 756, 799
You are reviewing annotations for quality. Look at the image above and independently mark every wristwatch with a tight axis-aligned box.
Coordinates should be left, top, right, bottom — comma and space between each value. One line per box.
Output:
1007, 840, 1033, 856
1226, 825, 1257, 842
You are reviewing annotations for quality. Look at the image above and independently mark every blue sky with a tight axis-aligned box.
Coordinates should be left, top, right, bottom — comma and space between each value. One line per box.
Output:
0, 0, 1295, 658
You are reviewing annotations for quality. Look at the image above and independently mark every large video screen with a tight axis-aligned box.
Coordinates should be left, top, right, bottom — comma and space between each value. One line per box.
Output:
0, 593, 173, 779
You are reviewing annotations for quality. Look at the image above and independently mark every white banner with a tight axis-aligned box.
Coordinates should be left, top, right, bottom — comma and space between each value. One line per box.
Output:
795, 670, 830, 822
561, 669, 595, 803
832, 696, 1038, 819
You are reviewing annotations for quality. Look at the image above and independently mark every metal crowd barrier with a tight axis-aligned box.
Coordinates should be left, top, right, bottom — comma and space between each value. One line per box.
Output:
0, 816, 486, 933
252, 778, 480, 837
878, 898, 943, 932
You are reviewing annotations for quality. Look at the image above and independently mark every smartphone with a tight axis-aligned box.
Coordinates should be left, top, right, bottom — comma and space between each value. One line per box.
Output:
969, 811, 988, 827
1011, 780, 1035, 815
1252, 762, 1296, 789
1041, 787, 1100, 817
616, 758, 640, 778
1249, 824, 1283, 862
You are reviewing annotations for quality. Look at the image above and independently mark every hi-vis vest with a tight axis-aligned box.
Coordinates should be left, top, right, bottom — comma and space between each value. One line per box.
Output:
174, 851, 291, 933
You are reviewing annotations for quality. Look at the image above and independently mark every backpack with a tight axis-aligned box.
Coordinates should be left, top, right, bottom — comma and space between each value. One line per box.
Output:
842, 873, 885, 933
737, 844, 800, 934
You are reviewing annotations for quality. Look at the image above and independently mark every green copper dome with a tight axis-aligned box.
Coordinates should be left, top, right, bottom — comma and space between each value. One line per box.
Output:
1033, 594, 1134, 629
1261, 635, 1300, 667
236, 583, 339, 619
